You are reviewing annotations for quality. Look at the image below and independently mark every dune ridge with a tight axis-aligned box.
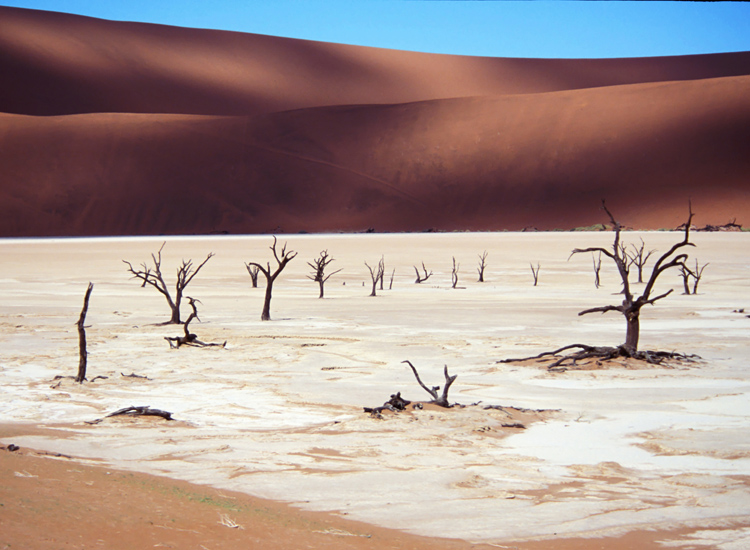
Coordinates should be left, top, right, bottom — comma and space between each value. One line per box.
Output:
0, 6, 749, 236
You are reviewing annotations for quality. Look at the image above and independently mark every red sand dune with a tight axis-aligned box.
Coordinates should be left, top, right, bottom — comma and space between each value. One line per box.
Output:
1, 6, 749, 236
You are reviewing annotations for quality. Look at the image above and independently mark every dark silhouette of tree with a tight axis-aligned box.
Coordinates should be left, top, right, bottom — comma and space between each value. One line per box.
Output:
680, 259, 708, 295
307, 250, 342, 298
76, 283, 94, 383
246, 264, 260, 288
365, 256, 384, 296
245, 237, 297, 320
451, 257, 460, 289
124, 243, 214, 324
501, 201, 698, 369
629, 238, 655, 283
592, 252, 602, 288
530, 262, 540, 286
571, 201, 694, 354
477, 251, 488, 282
414, 262, 432, 283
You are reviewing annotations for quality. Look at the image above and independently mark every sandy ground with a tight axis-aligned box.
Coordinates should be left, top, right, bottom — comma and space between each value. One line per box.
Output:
1, 232, 750, 548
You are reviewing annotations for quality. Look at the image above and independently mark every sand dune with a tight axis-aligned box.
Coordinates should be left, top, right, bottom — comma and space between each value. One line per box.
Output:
0, 7, 749, 236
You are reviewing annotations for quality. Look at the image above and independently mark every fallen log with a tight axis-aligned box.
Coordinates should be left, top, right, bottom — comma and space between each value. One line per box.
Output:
105, 406, 173, 420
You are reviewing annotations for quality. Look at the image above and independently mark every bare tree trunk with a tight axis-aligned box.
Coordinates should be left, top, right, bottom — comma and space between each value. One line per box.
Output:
169, 298, 181, 324
261, 283, 274, 321
680, 268, 692, 295
477, 251, 488, 283
76, 283, 94, 383
247, 237, 297, 321
530, 262, 540, 286
246, 265, 260, 288
624, 311, 640, 354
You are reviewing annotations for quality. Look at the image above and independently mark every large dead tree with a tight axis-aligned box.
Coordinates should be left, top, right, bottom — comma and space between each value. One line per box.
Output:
307, 250, 342, 298
570, 201, 695, 355
245, 237, 297, 321
76, 282, 94, 383
124, 243, 214, 324
501, 201, 697, 369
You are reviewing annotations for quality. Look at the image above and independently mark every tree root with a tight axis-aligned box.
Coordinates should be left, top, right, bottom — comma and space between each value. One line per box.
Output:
499, 344, 700, 371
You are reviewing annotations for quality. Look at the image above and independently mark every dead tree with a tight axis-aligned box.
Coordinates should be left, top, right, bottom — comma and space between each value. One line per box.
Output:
680, 259, 708, 295
246, 264, 260, 288
402, 360, 457, 408
365, 256, 384, 297
501, 201, 697, 369
123, 242, 214, 324
414, 262, 432, 283
451, 257, 460, 289
629, 238, 655, 283
571, 200, 694, 355
75, 282, 94, 383
245, 237, 297, 321
165, 297, 225, 348
530, 262, 540, 286
691, 260, 708, 294
592, 252, 602, 288
389, 268, 396, 290
477, 251, 488, 282
307, 250, 342, 298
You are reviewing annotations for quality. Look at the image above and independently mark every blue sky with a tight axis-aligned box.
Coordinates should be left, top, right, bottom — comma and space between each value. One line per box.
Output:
3, 1, 750, 59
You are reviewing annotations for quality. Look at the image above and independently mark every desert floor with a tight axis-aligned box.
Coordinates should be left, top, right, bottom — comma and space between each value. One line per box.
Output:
1, 232, 749, 549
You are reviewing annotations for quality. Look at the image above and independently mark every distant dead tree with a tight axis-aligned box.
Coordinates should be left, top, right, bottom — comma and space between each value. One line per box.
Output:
628, 238, 655, 283
501, 201, 697, 368
402, 360, 457, 408
246, 264, 260, 288
414, 262, 432, 283
679, 259, 708, 295
477, 251, 488, 282
451, 257, 460, 289
389, 268, 396, 290
307, 250, 342, 298
530, 262, 541, 286
379, 257, 386, 291
76, 283, 94, 383
245, 237, 297, 321
365, 256, 385, 296
592, 252, 602, 288
165, 297, 225, 348
123, 242, 214, 324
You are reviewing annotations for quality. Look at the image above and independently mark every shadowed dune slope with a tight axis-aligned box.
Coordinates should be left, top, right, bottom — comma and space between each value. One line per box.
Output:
0, 7, 749, 236
2, 76, 748, 236
2, 6, 750, 117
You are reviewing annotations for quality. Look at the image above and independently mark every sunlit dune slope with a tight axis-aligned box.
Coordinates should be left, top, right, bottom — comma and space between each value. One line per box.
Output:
2, 75, 748, 236
1, 7, 749, 236
2, 6, 750, 117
